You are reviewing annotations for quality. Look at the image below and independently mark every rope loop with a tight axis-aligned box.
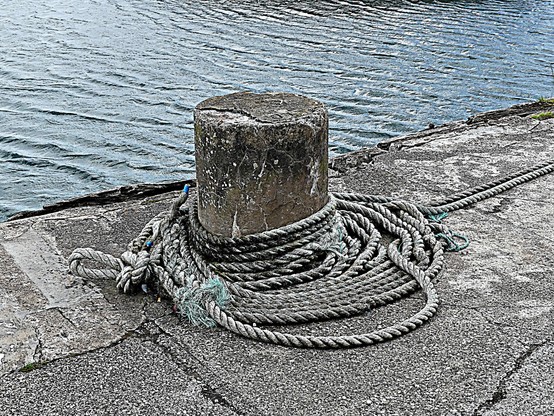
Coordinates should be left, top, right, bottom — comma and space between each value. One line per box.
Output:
68, 247, 123, 280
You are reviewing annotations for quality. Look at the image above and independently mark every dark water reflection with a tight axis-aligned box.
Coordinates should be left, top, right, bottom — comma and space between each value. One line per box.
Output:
1, 0, 553, 219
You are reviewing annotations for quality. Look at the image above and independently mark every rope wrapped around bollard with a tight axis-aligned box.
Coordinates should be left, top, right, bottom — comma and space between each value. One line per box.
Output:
68, 160, 554, 348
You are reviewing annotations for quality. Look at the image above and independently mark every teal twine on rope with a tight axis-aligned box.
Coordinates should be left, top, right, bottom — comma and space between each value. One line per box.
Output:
435, 232, 470, 252
427, 212, 469, 253
427, 212, 448, 223
427, 211, 469, 252
174, 277, 230, 328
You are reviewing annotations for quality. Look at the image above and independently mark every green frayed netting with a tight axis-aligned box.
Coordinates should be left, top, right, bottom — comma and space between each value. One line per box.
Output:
175, 277, 230, 327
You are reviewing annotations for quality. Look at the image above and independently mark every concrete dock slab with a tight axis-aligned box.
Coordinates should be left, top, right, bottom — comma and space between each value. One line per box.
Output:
0, 102, 553, 415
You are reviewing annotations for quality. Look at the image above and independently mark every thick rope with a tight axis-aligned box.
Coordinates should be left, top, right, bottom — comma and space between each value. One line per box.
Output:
68, 161, 554, 348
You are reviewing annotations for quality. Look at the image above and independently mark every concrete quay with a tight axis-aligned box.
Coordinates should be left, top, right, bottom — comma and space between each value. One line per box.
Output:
1, 101, 553, 415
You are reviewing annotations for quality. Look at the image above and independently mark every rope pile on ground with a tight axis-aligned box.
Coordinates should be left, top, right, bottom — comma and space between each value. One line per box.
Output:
68, 160, 554, 348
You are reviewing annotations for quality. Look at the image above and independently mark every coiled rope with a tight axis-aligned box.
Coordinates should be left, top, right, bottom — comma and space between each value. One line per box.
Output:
68, 160, 554, 348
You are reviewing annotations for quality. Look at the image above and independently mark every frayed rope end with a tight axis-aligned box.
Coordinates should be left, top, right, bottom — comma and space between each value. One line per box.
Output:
174, 277, 230, 328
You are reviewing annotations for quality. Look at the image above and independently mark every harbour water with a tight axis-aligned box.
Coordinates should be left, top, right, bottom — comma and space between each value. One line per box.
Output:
1, 0, 553, 220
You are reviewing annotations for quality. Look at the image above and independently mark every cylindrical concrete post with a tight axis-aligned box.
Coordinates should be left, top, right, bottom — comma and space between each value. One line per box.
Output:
194, 92, 328, 237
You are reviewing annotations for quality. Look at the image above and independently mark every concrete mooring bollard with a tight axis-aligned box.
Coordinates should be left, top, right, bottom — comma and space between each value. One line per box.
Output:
194, 92, 329, 237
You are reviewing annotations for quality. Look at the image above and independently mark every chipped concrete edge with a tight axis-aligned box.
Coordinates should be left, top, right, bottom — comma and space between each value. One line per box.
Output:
330, 99, 554, 173
7, 180, 196, 222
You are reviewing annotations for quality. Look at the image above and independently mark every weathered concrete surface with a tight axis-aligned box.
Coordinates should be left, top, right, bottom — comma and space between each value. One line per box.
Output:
0, 101, 553, 415
195, 92, 328, 237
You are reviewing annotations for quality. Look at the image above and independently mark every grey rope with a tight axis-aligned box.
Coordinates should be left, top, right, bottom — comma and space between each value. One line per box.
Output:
68, 161, 554, 348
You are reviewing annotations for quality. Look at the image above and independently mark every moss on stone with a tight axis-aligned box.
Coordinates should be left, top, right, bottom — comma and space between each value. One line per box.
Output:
531, 111, 554, 120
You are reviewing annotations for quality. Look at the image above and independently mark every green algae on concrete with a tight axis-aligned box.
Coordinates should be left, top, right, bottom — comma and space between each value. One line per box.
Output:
531, 111, 554, 120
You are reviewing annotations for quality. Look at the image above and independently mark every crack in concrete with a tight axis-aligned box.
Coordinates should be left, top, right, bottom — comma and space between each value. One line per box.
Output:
3, 300, 149, 378
12, 323, 140, 376
471, 341, 550, 416
144, 320, 248, 416
56, 308, 78, 328
100, 310, 250, 415
8, 297, 247, 415
198, 107, 268, 124
32, 327, 43, 364
472, 309, 515, 330
442, 303, 517, 331
373, 102, 554, 156
442, 302, 553, 331
390, 138, 437, 151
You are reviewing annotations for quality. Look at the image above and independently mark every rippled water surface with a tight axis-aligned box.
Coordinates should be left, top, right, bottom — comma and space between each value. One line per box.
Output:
1, 0, 553, 220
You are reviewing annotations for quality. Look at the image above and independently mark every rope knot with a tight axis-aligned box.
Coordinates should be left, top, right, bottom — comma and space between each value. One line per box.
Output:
116, 250, 154, 293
